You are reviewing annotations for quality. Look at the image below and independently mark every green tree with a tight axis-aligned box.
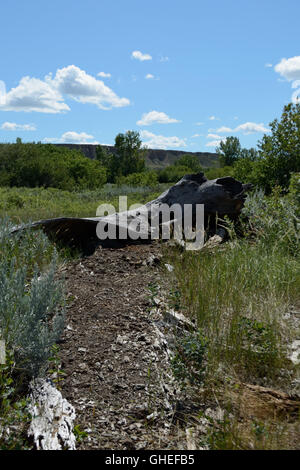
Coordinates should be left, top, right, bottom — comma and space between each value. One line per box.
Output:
174, 154, 203, 172
114, 130, 146, 177
257, 102, 300, 191
216, 136, 241, 167
95, 145, 116, 183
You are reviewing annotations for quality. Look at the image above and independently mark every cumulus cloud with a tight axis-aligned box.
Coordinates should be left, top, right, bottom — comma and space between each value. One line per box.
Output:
205, 139, 224, 148
1, 121, 36, 131
50, 65, 130, 110
235, 122, 270, 134
137, 110, 180, 126
131, 50, 152, 61
140, 130, 186, 149
145, 73, 157, 80
274, 56, 300, 81
215, 122, 270, 135
209, 115, 220, 121
97, 72, 111, 78
0, 65, 130, 113
0, 76, 70, 113
207, 133, 222, 139
43, 131, 99, 144
274, 56, 300, 104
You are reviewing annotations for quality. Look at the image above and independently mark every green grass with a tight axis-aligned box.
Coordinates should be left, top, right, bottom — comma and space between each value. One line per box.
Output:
168, 240, 299, 382
167, 190, 300, 384
0, 184, 167, 223
164, 190, 300, 449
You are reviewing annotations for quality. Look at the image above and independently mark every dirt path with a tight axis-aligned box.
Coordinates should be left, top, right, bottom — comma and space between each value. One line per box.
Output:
56, 242, 190, 450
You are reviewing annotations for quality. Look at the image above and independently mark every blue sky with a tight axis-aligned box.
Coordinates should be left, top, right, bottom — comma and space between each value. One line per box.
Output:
0, 0, 299, 152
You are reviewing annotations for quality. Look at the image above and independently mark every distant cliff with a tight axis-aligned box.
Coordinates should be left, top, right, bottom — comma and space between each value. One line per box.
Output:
54, 144, 219, 169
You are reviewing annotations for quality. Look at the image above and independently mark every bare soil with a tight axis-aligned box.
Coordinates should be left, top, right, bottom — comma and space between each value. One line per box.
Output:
56, 242, 192, 450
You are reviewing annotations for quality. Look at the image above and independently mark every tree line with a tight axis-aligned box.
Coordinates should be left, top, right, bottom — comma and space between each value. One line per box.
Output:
0, 103, 299, 192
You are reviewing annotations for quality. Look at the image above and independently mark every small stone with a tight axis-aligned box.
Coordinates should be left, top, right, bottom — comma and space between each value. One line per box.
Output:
134, 384, 145, 390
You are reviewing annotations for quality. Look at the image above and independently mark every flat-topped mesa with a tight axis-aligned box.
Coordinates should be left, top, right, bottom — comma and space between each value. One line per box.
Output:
11, 173, 252, 250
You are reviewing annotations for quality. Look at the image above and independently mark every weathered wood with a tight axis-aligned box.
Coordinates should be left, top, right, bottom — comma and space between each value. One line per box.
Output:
12, 173, 251, 249
27, 378, 76, 450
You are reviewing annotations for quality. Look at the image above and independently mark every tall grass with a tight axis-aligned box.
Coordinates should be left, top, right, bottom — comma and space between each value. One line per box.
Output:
167, 190, 300, 384
0, 184, 167, 223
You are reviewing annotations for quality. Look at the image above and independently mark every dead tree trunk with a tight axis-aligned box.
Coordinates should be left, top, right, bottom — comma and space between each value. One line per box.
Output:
12, 173, 251, 250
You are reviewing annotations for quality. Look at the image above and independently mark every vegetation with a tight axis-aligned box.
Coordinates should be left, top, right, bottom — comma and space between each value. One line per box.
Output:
165, 179, 300, 449
0, 141, 107, 190
218, 103, 300, 193
0, 102, 299, 449
0, 220, 65, 448
0, 184, 166, 223
96, 130, 146, 183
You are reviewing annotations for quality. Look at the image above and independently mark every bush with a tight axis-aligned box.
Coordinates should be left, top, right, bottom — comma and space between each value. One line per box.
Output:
0, 219, 65, 377
0, 142, 107, 190
157, 165, 194, 183
0, 257, 65, 377
116, 171, 158, 188
241, 188, 300, 257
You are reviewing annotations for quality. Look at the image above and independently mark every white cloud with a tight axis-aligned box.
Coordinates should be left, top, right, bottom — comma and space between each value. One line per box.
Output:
274, 56, 300, 104
195, 122, 204, 126
209, 115, 220, 121
140, 130, 186, 149
50, 65, 130, 110
265, 63, 273, 68
292, 88, 300, 104
274, 56, 300, 81
216, 126, 233, 133
0, 66, 130, 113
205, 139, 224, 148
215, 122, 270, 135
145, 73, 155, 80
97, 72, 111, 78
191, 133, 202, 138
207, 133, 222, 139
131, 50, 152, 61
137, 110, 180, 126
43, 131, 99, 144
235, 122, 270, 134
0, 76, 70, 113
1, 121, 36, 131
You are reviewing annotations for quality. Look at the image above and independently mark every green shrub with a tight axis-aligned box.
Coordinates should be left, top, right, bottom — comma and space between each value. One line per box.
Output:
157, 165, 194, 183
0, 256, 65, 378
116, 171, 158, 187
241, 189, 300, 257
0, 142, 107, 190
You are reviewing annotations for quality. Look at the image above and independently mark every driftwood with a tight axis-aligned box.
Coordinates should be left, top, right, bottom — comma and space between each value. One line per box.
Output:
13, 173, 251, 250
27, 378, 76, 450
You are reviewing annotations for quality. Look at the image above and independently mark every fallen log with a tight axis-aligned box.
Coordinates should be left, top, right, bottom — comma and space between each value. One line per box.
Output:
27, 378, 76, 450
12, 173, 251, 250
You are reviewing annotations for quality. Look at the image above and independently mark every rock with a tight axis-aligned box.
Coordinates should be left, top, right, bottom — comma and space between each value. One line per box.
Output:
165, 263, 174, 272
